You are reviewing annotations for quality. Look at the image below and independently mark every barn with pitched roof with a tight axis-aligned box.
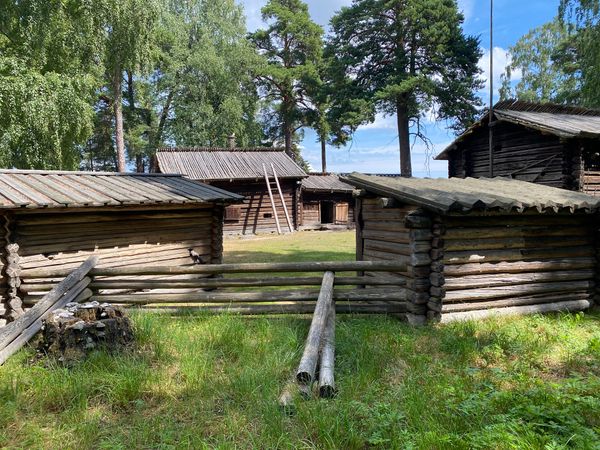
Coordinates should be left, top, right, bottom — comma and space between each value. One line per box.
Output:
0, 169, 241, 324
156, 147, 308, 234
345, 173, 600, 324
436, 100, 600, 194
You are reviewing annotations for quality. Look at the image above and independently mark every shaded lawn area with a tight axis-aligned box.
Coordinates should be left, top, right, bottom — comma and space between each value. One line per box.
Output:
1, 231, 600, 448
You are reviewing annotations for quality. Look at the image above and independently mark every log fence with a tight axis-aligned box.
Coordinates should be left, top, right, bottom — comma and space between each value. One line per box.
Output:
16, 260, 409, 316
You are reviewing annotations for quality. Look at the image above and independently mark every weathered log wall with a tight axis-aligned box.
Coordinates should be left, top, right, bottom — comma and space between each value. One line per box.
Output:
449, 122, 569, 188
302, 201, 320, 225
432, 213, 597, 321
357, 197, 431, 323
4, 205, 222, 306
210, 180, 298, 234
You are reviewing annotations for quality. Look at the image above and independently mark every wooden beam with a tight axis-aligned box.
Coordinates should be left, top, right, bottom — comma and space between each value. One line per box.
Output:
296, 271, 335, 384
440, 299, 591, 323
318, 307, 336, 398
87, 288, 407, 305
21, 260, 408, 278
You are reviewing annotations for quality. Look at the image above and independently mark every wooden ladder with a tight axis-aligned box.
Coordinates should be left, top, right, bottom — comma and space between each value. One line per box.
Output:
263, 163, 294, 234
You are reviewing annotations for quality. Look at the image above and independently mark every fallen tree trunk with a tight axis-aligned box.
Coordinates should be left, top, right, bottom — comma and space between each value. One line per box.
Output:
296, 271, 334, 385
318, 307, 336, 398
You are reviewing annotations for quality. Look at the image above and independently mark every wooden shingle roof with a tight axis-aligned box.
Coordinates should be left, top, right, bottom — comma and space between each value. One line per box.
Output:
344, 173, 600, 214
301, 174, 354, 193
0, 169, 242, 210
156, 148, 307, 181
436, 100, 600, 160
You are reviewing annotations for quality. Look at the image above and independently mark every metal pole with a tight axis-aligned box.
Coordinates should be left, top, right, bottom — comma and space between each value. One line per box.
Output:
488, 0, 494, 178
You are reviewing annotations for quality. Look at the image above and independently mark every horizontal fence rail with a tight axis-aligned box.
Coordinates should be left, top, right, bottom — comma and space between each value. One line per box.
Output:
20, 260, 408, 278
19, 276, 406, 293
17, 260, 409, 316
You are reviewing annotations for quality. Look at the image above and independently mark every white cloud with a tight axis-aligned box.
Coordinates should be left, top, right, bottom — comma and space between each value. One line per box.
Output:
457, 0, 476, 22
239, 0, 352, 31
359, 114, 396, 131
239, 0, 264, 31
477, 46, 522, 98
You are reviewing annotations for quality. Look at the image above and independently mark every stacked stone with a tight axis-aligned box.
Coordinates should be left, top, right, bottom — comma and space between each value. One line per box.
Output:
4, 243, 23, 323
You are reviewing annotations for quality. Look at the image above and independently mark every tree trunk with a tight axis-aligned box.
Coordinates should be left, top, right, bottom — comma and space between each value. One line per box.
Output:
151, 88, 174, 151
113, 68, 126, 173
321, 136, 327, 174
284, 119, 293, 159
126, 71, 145, 173
396, 99, 412, 177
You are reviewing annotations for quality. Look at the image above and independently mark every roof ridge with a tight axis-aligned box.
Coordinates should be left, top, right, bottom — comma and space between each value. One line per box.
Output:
157, 147, 287, 153
0, 169, 181, 177
494, 99, 600, 117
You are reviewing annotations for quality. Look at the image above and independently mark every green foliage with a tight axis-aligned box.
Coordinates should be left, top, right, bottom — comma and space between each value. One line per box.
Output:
0, 0, 101, 169
163, 0, 264, 148
0, 0, 264, 172
250, 0, 324, 156
560, 0, 600, 108
0, 57, 94, 169
327, 0, 483, 175
500, 19, 580, 103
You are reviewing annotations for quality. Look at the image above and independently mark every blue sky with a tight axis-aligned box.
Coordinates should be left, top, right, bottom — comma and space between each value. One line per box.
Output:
240, 0, 560, 177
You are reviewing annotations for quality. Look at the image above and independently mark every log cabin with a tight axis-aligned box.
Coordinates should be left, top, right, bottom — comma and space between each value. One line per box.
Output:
0, 169, 242, 324
156, 147, 307, 234
345, 173, 600, 324
300, 173, 355, 230
435, 100, 600, 194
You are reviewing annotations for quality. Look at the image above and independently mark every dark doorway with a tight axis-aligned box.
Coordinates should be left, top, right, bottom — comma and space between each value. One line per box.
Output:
320, 201, 334, 223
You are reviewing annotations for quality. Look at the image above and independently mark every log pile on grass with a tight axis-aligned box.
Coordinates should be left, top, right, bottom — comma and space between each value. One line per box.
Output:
279, 271, 338, 414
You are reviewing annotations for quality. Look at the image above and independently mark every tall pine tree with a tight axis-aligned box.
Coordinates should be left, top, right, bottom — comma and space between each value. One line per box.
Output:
250, 0, 323, 159
328, 0, 482, 176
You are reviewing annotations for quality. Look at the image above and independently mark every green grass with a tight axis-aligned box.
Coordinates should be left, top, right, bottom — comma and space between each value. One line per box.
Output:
2, 231, 600, 449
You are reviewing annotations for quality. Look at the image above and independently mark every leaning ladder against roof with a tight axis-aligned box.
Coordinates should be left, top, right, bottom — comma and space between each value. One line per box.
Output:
263, 163, 282, 234
271, 163, 294, 233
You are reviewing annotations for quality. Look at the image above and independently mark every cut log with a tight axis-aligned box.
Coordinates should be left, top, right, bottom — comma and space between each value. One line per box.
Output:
439, 258, 596, 276
440, 299, 591, 323
21, 260, 407, 278
443, 270, 595, 290
443, 280, 594, 303
136, 302, 406, 315
296, 271, 335, 385
318, 307, 336, 398
0, 256, 97, 353
442, 292, 591, 313
88, 288, 407, 305
74, 275, 401, 292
